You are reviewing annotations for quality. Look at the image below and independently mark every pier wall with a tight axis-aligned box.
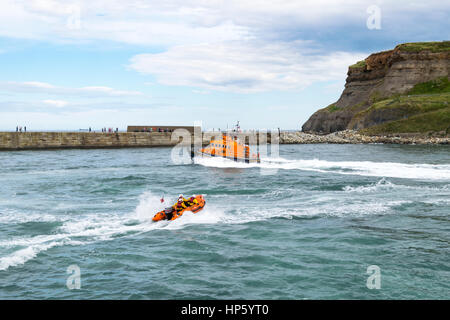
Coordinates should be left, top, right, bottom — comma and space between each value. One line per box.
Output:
0, 131, 287, 151
0, 132, 184, 151
0, 131, 278, 151
1, 130, 446, 150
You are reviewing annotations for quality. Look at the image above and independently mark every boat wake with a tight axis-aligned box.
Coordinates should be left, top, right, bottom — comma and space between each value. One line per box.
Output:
195, 156, 450, 180
0, 192, 223, 271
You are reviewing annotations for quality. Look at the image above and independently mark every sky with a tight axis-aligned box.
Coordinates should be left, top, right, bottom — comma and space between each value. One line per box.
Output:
0, 0, 448, 131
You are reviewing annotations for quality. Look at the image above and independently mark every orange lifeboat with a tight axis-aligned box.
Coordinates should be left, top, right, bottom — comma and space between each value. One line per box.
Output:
152, 195, 206, 222
197, 134, 261, 163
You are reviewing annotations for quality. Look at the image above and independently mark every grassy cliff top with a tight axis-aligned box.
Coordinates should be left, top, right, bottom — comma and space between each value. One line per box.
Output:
396, 41, 450, 53
348, 41, 449, 71
349, 60, 367, 70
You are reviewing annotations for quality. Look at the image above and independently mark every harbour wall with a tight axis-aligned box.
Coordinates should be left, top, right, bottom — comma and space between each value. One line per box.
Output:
1, 130, 447, 151
0, 131, 270, 151
0, 132, 185, 151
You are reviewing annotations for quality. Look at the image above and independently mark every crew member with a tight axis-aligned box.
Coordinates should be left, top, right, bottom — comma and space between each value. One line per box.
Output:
186, 196, 199, 206
173, 195, 187, 212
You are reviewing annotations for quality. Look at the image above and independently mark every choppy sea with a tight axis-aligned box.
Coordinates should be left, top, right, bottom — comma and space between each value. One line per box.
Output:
0, 144, 449, 299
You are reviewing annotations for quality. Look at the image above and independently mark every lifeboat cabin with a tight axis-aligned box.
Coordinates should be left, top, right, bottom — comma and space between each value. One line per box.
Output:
198, 134, 260, 163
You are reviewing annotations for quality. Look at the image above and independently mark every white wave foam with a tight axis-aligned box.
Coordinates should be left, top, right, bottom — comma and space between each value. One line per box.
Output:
0, 209, 67, 225
343, 178, 396, 193
0, 179, 444, 271
217, 200, 410, 224
343, 178, 450, 193
134, 191, 167, 221
421, 198, 450, 205
0, 239, 85, 271
0, 244, 52, 271
195, 156, 450, 180
0, 191, 228, 271
162, 205, 227, 230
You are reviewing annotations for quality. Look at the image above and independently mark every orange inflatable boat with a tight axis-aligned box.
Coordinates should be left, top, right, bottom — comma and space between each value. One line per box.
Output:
152, 195, 206, 222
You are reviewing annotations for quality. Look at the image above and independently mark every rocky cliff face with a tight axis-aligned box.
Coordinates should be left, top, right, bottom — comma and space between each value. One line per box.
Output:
302, 42, 450, 133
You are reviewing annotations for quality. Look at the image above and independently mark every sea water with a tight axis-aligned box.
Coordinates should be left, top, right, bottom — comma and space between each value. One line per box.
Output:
0, 144, 449, 299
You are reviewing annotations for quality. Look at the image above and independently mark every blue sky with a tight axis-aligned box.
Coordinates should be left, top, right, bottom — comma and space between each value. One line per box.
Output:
0, 0, 448, 131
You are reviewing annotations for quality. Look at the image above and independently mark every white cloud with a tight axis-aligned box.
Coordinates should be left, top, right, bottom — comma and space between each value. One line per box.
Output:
192, 90, 210, 95
26, 0, 75, 16
79, 86, 142, 96
129, 41, 367, 93
0, 0, 446, 96
0, 0, 447, 45
0, 0, 249, 45
0, 99, 166, 114
42, 99, 68, 107
23, 81, 56, 89
0, 81, 143, 97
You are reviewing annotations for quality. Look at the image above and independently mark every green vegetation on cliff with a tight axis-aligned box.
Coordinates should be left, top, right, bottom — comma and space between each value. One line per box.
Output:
407, 77, 450, 95
325, 103, 339, 113
361, 107, 450, 135
357, 92, 449, 117
349, 60, 366, 70
358, 78, 450, 135
302, 41, 449, 135
397, 41, 450, 53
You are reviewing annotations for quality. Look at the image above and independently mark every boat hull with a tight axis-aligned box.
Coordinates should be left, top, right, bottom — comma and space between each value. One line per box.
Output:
196, 151, 260, 163
152, 195, 206, 222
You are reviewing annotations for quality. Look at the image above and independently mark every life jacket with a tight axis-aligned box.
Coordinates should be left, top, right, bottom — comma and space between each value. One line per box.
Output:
175, 201, 186, 211
186, 198, 198, 206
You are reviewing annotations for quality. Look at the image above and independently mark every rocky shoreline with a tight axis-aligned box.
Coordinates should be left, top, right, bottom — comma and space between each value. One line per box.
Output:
280, 130, 450, 145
